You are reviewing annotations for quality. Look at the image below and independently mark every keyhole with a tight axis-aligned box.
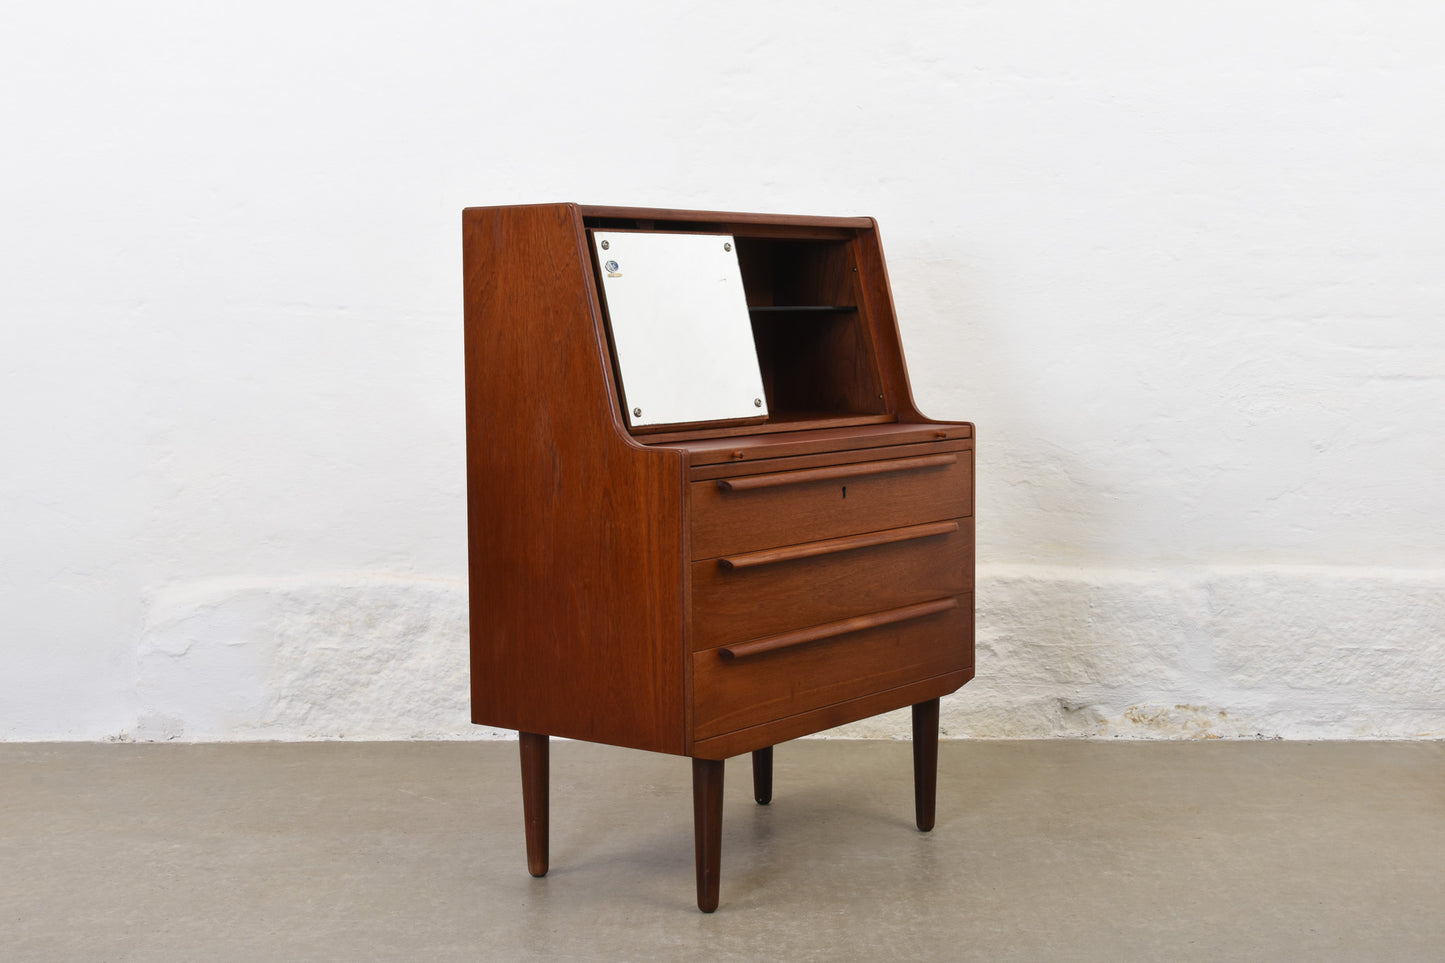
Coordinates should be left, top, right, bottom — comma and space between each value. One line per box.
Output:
841, 485, 847, 499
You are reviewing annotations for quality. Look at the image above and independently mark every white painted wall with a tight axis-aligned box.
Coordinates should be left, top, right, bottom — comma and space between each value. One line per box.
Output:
2, 2, 1441, 741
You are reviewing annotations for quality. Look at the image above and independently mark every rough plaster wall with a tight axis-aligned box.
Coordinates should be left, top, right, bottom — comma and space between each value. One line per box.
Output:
133, 576, 489, 742
848, 566, 1445, 740
125, 568, 1445, 742
2, 2, 1443, 740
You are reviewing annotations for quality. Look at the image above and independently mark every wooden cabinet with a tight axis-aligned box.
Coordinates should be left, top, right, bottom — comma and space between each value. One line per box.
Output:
462, 203, 974, 911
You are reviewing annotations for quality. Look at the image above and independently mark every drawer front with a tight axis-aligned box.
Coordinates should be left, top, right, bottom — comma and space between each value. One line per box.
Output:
690, 518, 972, 651
692, 599, 972, 741
689, 448, 972, 559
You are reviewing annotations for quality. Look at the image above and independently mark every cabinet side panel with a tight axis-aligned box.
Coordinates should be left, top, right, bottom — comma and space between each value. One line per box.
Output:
853, 220, 925, 422
463, 204, 685, 754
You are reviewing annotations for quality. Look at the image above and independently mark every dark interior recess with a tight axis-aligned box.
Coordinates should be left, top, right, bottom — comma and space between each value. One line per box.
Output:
585, 226, 891, 432
583, 216, 727, 233
733, 237, 885, 420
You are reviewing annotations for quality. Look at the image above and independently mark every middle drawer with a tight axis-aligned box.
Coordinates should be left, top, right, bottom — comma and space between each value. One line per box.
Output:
690, 518, 972, 651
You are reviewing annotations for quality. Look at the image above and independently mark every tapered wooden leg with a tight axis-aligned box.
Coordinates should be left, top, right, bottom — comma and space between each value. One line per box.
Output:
519, 732, 549, 877
751, 746, 773, 805
692, 757, 725, 913
912, 698, 940, 832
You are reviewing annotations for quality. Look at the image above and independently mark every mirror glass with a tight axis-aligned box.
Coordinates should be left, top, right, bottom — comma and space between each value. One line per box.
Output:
594, 231, 767, 428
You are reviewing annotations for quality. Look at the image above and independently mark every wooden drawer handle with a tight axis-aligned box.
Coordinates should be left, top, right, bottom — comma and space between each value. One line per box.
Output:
719, 597, 958, 661
718, 520, 959, 571
715, 453, 958, 492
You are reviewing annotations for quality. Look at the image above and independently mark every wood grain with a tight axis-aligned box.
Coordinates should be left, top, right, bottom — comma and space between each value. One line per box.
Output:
912, 700, 939, 832
690, 448, 973, 559
692, 757, 725, 912
692, 601, 972, 740
720, 597, 957, 660
716, 453, 957, 491
717, 520, 959, 570
463, 203, 686, 754
689, 440, 970, 482
691, 670, 973, 760
852, 218, 925, 422
519, 732, 549, 876
638, 413, 894, 445
668, 421, 971, 466
692, 518, 972, 651
751, 747, 773, 805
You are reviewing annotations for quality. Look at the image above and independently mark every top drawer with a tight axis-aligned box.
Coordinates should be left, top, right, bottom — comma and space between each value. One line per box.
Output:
689, 446, 972, 559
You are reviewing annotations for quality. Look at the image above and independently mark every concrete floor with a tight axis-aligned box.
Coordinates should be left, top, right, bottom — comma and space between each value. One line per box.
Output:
2, 740, 1442, 962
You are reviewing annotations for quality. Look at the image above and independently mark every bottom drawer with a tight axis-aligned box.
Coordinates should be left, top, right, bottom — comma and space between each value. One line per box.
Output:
691, 598, 972, 741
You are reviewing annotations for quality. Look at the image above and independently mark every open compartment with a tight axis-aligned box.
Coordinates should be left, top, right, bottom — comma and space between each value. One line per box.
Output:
581, 215, 891, 436
734, 237, 886, 422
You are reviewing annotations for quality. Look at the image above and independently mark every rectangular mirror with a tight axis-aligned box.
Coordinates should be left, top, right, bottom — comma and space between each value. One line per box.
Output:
594, 231, 768, 429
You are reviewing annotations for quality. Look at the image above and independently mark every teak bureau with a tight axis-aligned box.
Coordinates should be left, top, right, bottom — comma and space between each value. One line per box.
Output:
462, 203, 975, 911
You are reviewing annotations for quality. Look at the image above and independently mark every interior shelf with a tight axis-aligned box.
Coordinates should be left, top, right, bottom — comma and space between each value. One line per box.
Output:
747, 305, 857, 314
